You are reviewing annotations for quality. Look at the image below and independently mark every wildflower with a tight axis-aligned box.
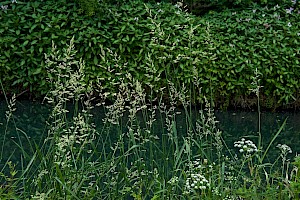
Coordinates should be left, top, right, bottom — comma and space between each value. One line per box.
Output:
286, 7, 294, 14
234, 138, 258, 155
232, 12, 237, 15
297, 33, 300, 36
291, 0, 296, 4
168, 176, 179, 185
134, 17, 139, 21
176, 2, 183, 8
277, 144, 292, 154
274, 4, 280, 10
288, 22, 292, 27
184, 173, 210, 194
273, 13, 279, 18
11, 0, 17, 3
157, 9, 163, 13
1, 5, 8, 10
262, 14, 265, 17
263, 23, 271, 29
245, 18, 251, 22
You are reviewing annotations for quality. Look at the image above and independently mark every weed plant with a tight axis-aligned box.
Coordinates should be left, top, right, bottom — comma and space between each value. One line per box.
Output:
0, 34, 299, 199
1, 0, 299, 108
1, 1, 300, 198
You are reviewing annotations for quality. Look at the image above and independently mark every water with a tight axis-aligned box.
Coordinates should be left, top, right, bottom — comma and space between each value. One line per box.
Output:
0, 100, 299, 167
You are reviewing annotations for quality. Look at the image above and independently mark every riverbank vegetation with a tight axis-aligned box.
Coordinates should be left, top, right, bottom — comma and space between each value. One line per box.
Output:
0, 0, 300, 109
1, 31, 300, 200
1, 0, 300, 199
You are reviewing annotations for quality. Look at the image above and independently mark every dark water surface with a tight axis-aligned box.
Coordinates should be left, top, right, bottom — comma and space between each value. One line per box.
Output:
1, 100, 299, 167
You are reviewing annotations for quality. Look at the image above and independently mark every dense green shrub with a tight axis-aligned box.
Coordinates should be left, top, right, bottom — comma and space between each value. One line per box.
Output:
75, 0, 100, 16
0, 0, 78, 94
157, 0, 297, 15
0, 0, 209, 100
0, 0, 300, 108
200, 2, 300, 107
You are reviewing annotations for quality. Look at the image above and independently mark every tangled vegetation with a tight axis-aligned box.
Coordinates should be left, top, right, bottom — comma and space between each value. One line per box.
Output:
0, 33, 300, 199
1, 0, 300, 197
0, 0, 299, 109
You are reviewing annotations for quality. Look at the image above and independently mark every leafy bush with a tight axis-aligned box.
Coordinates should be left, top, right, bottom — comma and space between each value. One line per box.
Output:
155, 0, 297, 15
1, 0, 300, 109
74, 0, 100, 16
1, 40, 299, 199
0, 0, 210, 100
0, 0, 78, 94
200, 2, 300, 107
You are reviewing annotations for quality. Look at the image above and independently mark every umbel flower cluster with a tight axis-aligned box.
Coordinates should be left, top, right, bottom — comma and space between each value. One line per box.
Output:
277, 144, 292, 155
184, 159, 211, 195
185, 174, 210, 192
234, 138, 258, 154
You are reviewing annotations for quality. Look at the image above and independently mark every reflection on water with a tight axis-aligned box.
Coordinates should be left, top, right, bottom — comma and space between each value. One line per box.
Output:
0, 100, 299, 167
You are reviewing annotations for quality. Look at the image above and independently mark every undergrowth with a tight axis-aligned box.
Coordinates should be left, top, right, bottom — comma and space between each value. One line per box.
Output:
0, 36, 299, 199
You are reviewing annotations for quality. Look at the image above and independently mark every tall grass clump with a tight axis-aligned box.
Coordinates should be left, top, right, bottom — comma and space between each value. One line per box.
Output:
0, 3, 300, 200
0, 37, 298, 199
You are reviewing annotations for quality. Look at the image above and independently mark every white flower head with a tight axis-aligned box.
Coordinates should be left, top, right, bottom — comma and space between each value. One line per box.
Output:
274, 4, 280, 10
184, 173, 210, 194
277, 144, 292, 154
234, 138, 258, 155
1, 5, 8, 10
286, 7, 294, 14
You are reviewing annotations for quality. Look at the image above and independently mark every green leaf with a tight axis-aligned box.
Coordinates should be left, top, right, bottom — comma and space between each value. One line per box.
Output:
30, 24, 38, 33
33, 68, 42, 75
23, 40, 29, 47
94, 56, 98, 65
4, 51, 10, 58
31, 40, 38, 45
121, 26, 126, 32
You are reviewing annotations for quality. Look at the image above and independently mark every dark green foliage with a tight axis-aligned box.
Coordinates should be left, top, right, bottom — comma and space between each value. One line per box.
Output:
201, 3, 300, 106
156, 0, 296, 15
291, 155, 300, 198
0, 0, 78, 95
0, 0, 300, 108
74, 0, 100, 16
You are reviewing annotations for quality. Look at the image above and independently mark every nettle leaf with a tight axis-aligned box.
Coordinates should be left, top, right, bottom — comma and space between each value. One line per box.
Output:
31, 40, 38, 45
22, 40, 29, 47
33, 67, 42, 75
94, 56, 98, 65
4, 51, 10, 58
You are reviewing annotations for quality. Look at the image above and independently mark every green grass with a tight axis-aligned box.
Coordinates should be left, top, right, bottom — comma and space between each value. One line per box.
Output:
1, 37, 300, 200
